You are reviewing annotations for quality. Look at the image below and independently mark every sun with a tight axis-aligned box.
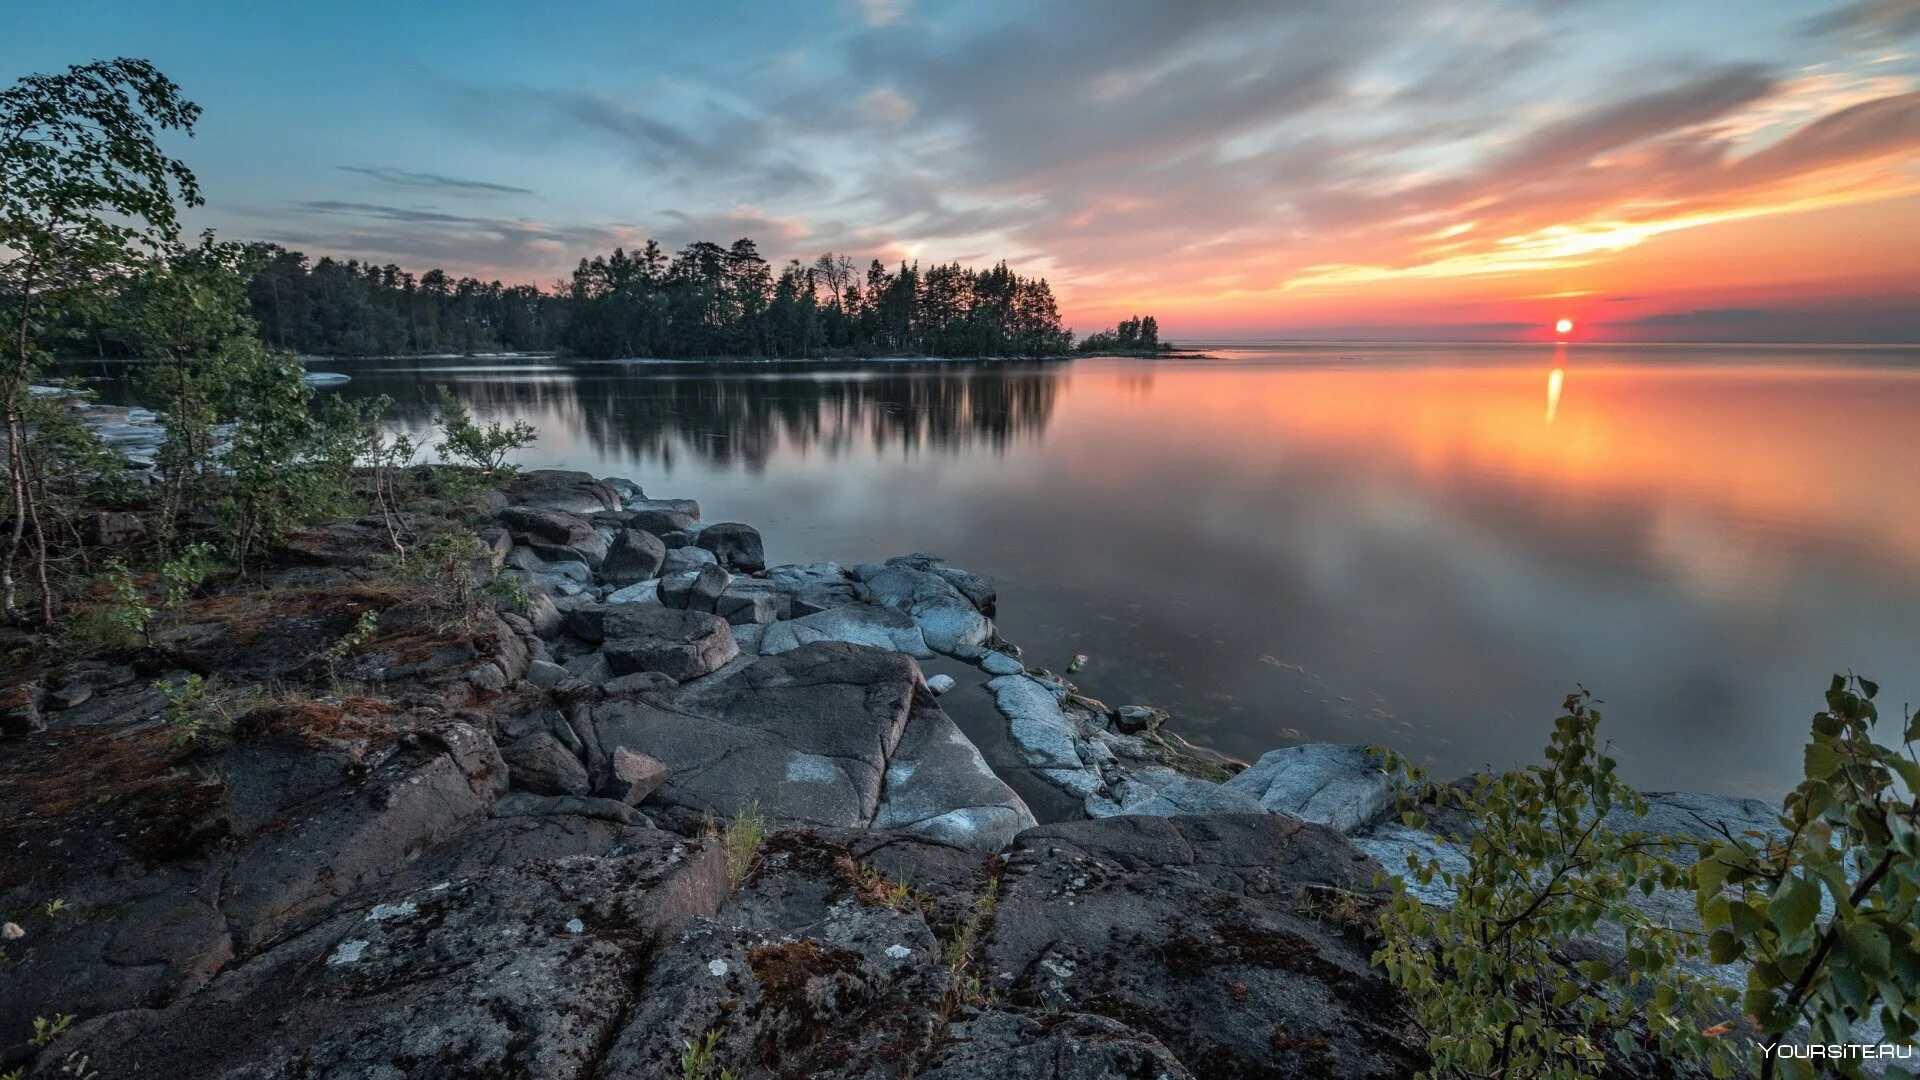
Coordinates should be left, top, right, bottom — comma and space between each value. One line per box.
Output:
1554, 318, 1574, 335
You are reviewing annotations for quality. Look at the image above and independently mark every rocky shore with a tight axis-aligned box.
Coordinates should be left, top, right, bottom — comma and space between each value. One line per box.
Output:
2, 402, 1777, 1077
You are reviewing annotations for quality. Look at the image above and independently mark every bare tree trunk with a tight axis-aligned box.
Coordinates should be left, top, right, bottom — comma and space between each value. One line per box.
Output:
3, 268, 37, 625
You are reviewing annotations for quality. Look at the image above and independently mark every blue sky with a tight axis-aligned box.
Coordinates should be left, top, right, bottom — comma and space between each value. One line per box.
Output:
8, 0, 1920, 338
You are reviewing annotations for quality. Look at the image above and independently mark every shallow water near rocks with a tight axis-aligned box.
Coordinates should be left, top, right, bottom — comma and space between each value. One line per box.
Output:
54, 342, 1920, 798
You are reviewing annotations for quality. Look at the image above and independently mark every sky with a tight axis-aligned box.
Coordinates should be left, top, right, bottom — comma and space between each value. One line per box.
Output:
7, 0, 1920, 341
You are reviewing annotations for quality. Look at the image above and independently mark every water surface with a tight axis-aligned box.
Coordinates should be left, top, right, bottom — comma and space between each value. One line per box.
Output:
62, 342, 1920, 796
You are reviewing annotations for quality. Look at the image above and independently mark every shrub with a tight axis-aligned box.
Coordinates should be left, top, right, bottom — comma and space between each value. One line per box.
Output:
1691, 674, 1920, 1079
431, 386, 535, 477
1373, 690, 1737, 1080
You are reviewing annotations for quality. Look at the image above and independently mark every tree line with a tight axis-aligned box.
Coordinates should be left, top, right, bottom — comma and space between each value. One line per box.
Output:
38, 240, 1094, 360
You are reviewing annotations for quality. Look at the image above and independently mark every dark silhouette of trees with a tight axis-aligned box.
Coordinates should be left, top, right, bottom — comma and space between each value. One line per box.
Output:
562, 243, 1073, 359
1077, 314, 1166, 353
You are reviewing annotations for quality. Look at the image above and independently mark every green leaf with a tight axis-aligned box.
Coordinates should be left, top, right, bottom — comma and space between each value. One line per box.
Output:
1768, 874, 1821, 938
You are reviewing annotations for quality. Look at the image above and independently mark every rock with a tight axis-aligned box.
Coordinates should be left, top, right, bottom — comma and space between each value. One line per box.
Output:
565, 600, 707, 645
496, 505, 594, 546
602, 671, 678, 696
853, 562, 994, 655
601, 528, 666, 587
629, 508, 700, 538
1223, 744, 1397, 834
715, 588, 777, 625
588, 643, 1025, 849
1353, 823, 1471, 906
475, 524, 512, 568
278, 522, 395, 568
980, 651, 1024, 677
660, 545, 719, 576
603, 746, 670, 805
983, 815, 1423, 1078
524, 592, 565, 637
1, 683, 43, 736
884, 552, 996, 613
563, 651, 615, 685
987, 674, 1088, 776
1102, 765, 1267, 817
48, 840, 727, 1080
605, 578, 660, 605
600, 475, 644, 504
491, 791, 651, 826
870, 687, 1037, 849
590, 828, 943, 1077
504, 469, 620, 514
760, 604, 932, 659
503, 546, 591, 583
661, 563, 730, 613
85, 510, 147, 548
694, 522, 765, 572
599, 607, 739, 683
1111, 703, 1167, 733
925, 673, 956, 695
765, 561, 858, 614
501, 732, 590, 796
218, 722, 509, 953
920, 1011, 1195, 1080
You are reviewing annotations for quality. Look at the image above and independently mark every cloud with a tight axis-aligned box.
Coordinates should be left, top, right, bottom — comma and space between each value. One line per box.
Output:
262, 200, 639, 279
857, 0, 909, 27
1621, 307, 1770, 327
1806, 0, 1920, 44
853, 87, 915, 129
337, 166, 533, 196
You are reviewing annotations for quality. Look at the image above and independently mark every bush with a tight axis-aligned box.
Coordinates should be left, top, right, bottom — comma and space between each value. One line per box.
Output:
1691, 674, 1920, 1079
431, 386, 535, 477
1373, 690, 1736, 1080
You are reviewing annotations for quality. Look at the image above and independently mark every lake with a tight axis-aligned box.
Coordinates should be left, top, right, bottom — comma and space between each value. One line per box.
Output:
57, 342, 1920, 798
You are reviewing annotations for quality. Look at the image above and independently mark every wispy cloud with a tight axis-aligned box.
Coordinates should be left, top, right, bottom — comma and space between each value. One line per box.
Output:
337, 166, 534, 196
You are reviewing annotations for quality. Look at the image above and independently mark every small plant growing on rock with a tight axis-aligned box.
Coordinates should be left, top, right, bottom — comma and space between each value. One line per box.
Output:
679, 1028, 736, 1080
1373, 689, 1736, 1080
318, 608, 381, 680
1690, 674, 1920, 1080
156, 674, 235, 746
30, 1013, 73, 1047
705, 803, 766, 890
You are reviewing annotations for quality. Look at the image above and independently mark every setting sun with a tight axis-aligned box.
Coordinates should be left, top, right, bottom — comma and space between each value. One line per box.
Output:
1555, 318, 1574, 335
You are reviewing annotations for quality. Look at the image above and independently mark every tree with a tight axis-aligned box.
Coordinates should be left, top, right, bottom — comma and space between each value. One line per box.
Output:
1692, 674, 1920, 1080
1373, 691, 1736, 1080
1, 57, 202, 623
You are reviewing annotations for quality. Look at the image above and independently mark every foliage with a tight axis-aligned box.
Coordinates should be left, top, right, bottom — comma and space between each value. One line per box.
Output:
213, 338, 339, 567
1691, 674, 1920, 1079
1077, 314, 1165, 352
564, 242, 1073, 358
384, 529, 488, 630
64, 559, 154, 649
1372, 690, 1737, 1080
29, 1014, 73, 1047
2, 57, 201, 624
942, 874, 1001, 975
319, 608, 381, 679
156, 673, 235, 746
704, 802, 767, 891
430, 386, 535, 477
679, 1029, 737, 1080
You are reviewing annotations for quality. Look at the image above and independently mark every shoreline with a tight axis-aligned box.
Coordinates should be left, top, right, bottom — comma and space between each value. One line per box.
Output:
0, 393, 1794, 1077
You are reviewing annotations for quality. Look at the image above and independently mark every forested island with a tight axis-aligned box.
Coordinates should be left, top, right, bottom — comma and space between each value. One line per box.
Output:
39, 240, 1113, 361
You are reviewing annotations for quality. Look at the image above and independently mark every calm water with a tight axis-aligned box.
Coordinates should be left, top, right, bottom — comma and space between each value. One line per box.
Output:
59, 342, 1920, 797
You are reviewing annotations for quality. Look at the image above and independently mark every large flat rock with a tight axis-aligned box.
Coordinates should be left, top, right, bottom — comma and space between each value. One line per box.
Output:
984, 814, 1424, 1078
584, 643, 1029, 849
47, 838, 727, 1079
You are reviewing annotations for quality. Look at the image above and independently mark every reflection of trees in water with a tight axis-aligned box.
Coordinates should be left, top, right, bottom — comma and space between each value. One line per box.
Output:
346, 361, 1065, 473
